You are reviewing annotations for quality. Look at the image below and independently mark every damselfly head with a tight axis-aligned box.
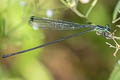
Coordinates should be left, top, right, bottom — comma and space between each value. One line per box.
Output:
105, 24, 111, 31
95, 24, 112, 39
103, 24, 112, 39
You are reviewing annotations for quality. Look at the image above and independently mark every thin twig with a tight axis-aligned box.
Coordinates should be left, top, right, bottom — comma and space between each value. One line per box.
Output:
106, 31, 120, 57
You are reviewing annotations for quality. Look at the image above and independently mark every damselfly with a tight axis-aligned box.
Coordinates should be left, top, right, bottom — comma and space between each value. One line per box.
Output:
0, 16, 119, 59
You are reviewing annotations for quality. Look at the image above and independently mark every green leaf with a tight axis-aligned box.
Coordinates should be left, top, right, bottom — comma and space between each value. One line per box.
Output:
113, 0, 120, 20
109, 60, 120, 80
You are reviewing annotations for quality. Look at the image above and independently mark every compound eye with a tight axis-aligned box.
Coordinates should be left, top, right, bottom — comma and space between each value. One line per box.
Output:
106, 24, 111, 31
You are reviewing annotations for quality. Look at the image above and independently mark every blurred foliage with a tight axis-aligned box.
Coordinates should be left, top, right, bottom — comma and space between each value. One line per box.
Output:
0, 0, 53, 80
0, 0, 120, 80
112, 0, 120, 21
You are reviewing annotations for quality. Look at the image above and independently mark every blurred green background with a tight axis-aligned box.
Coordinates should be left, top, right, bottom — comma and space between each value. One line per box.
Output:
0, 0, 120, 80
